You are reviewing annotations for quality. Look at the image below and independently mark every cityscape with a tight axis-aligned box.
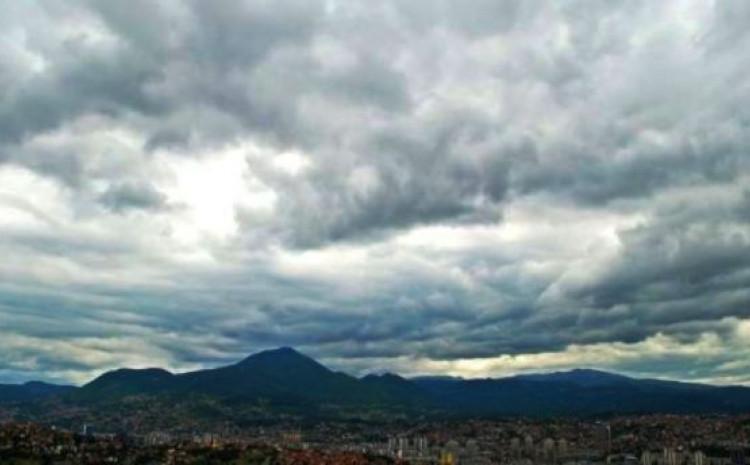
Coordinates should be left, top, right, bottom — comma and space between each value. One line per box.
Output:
2, 415, 750, 465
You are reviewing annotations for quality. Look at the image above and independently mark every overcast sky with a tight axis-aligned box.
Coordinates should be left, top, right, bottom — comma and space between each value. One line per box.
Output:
1, 0, 750, 386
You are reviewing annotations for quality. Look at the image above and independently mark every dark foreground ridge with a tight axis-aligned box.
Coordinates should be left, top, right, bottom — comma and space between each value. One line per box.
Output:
3, 347, 750, 430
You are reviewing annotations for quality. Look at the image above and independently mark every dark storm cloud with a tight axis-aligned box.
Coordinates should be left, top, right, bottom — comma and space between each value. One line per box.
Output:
245, 113, 511, 246
3, 0, 509, 242
0, 31, 166, 146
5, 0, 734, 239
573, 195, 750, 311
1, 0, 750, 384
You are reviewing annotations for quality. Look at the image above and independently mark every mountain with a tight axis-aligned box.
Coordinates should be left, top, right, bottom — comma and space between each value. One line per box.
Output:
360, 372, 430, 406
412, 370, 750, 416
0, 381, 76, 403
72, 347, 427, 414
72, 368, 175, 402
6, 348, 750, 426
173, 347, 381, 407
511, 368, 637, 387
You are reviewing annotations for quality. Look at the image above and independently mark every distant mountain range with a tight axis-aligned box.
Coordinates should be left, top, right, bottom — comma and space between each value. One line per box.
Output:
3, 347, 750, 427
0, 381, 75, 403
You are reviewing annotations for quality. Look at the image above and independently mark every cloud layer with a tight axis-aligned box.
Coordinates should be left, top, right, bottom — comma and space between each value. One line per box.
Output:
1, 0, 750, 385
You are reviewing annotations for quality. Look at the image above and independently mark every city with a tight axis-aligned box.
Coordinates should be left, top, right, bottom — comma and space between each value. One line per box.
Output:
2, 415, 750, 465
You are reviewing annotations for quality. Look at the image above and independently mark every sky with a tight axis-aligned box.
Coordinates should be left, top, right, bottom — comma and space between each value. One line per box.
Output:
1, 0, 750, 386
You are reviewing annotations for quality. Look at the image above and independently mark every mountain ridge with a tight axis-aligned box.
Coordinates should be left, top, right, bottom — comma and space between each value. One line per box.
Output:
0, 352, 730, 389
4, 348, 750, 423
0, 381, 76, 403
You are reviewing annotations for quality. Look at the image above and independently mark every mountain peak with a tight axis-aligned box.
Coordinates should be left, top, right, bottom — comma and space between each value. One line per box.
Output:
76, 367, 175, 402
23, 381, 56, 388
266, 346, 303, 356
84, 368, 174, 389
362, 372, 407, 382
513, 368, 632, 387
235, 347, 330, 374
568, 368, 615, 375
558, 368, 629, 380
96, 367, 173, 379
239, 346, 309, 363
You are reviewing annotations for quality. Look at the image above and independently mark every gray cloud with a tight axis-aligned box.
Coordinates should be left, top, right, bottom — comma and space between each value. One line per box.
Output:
99, 181, 168, 213
0, 0, 749, 385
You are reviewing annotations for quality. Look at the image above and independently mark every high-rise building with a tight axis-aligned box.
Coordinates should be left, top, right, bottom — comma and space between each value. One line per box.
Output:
558, 439, 569, 456
664, 448, 679, 465
525, 435, 534, 452
511, 437, 521, 455
695, 451, 706, 465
